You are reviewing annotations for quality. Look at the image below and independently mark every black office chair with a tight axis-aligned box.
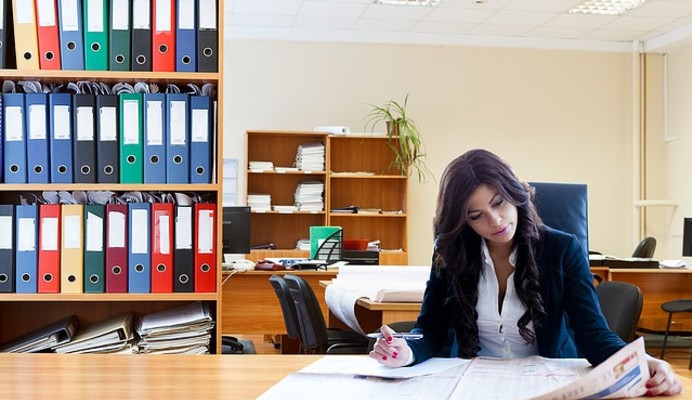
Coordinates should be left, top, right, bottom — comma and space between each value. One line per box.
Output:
632, 237, 657, 258
269, 275, 302, 343
595, 281, 643, 343
659, 299, 692, 369
283, 274, 369, 354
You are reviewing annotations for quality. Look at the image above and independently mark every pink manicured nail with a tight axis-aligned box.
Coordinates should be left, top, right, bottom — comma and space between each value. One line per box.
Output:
382, 356, 387, 361
386, 337, 392, 343
392, 353, 398, 359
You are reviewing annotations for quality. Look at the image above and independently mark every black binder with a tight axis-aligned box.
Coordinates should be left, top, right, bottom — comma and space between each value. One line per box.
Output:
196, 0, 217, 72
0, 315, 79, 353
96, 94, 120, 183
131, 0, 152, 71
0, 204, 15, 293
174, 204, 194, 292
73, 94, 97, 183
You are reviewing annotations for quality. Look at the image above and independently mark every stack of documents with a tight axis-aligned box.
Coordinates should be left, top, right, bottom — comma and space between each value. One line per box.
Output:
294, 181, 324, 211
53, 313, 136, 354
249, 161, 274, 172
273, 205, 299, 213
135, 302, 215, 355
248, 193, 272, 212
0, 315, 79, 353
296, 239, 311, 251
295, 143, 325, 171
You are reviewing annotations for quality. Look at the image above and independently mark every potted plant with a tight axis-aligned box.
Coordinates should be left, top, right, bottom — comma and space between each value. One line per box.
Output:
365, 94, 432, 182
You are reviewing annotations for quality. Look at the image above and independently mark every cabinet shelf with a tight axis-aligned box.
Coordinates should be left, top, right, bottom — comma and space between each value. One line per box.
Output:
0, 183, 219, 191
0, 293, 218, 302
249, 171, 326, 176
330, 174, 406, 180
0, 69, 219, 83
329, 213, 407, 218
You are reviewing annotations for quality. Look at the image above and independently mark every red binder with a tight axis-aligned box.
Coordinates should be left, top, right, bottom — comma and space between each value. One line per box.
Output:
151, 202, 174, 293
105, 204, 128, 293
152, 0, 175, 72
34, 0, 62, 70
194, 203, 216, 293
38, 204, 61, 293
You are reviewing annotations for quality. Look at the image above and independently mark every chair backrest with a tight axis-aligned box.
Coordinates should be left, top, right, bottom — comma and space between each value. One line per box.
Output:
530, 182, 589, 257
268, 275, 301, 340
284, 274, 329, 353
595, 281, 643, 342
632, 236, 656, 258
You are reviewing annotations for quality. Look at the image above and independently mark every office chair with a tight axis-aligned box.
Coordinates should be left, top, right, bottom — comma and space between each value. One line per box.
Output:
283, 274, 369, 354
658, 299, 692, 369
269, 275, 302, 343
632, 237, 656, 258
595, 281, 643, 343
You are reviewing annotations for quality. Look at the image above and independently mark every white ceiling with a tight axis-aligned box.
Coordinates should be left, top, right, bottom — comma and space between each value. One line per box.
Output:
225, 0, 692, 52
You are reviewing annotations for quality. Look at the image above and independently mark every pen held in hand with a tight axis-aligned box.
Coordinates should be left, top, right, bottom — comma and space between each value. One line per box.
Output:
366, 332, 423, 340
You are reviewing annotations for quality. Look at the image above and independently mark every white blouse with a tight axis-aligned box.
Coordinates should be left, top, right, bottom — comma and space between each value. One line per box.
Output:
476, 239, 538, 358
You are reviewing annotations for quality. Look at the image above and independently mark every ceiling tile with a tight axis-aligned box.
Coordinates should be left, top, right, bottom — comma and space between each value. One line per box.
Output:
482, 10, 557, 26
354, 18, 419, 31
600, 16, 676, 31
362, 5, 435, 20
411, 21, 476, 34
294, 15, 359, 29
300, 2, 369, 18
231, 13, 295, 27
467, 23, 534, 35
503, 0, 580, 13
628, 1, 692, 18
233, 0, 304, 15
424, 7, 497, 23
528, 26, 589, 39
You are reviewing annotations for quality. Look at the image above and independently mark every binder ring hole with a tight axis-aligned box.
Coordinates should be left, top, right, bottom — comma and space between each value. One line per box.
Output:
90, 274, 100, 284
182, 55, 191, 65
203, 47, 213, 57
127, 155, 136, 164
150, 155, 160, 164
34, 165, 43, 174
81, 165, 91, 175
156, 264, 166, 272
68, 275, 76, 283
196, 166, 205, 175
179, 274, 189, 284
159, 44, 168, 54
0, 274, 7, 283
201, 264, 211, 273
21, 273, 31, 282
58, 165, 68, 174
112, 266, 122, 275
0, 42, 3, 49
115, 54, 125, 64
23, 51, 32, 60
43, 273, 53, 282
67, 41, 76, 51
91, 42, 101, 52
136, 55, 147, 65
173, 155, 183, 165
45, 51, 54, 61
135, 264, 144, 273
104, 165, 114, 175
10, 164, 19, 173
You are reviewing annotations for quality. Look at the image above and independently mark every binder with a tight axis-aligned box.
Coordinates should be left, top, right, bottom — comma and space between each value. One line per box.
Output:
152, 0, 175, 71
84, 204, 105, 293
175, 0, 196, 72
12, 0, 40, 70
119, 93, 143, 183
37, 203, 61, 293
83, 0, 108, 70
35, 0, 62, 69
0, 0, 8, 68
96, 94, 119, 183
15, 204, 38, 293
143, 93, 166, 183
128, 202, 151, 293
0, 94, 3, 183
0, 204, 15, 293
151, 202, 174, 293
73, 94, 96, 183
166, 93, 189, 183
25, 93, 50, 183
189, 94, 211, 184
61, 204, 83, 293
48, 93, 73, 183
0, 314, 78, 353
57, 0, 85, 70
105, 203, 128, 293
193, 203, 215, 293
109, 0, 131, 70
174, 204, 194, 292
3, 93, 27, 183
131, 0, 151, 71
196, 0, 217, 72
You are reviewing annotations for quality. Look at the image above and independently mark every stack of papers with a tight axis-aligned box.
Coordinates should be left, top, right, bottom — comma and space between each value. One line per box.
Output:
53, 313, 135, 354
295, 142, 325, 171
295, 181, 324, 211
248, 161, 274, 172
296, 238, 311, 251
248, 193, 272, 212
135, 302, 215, 355
273, 205, 299, 213
0, 315, 79, 353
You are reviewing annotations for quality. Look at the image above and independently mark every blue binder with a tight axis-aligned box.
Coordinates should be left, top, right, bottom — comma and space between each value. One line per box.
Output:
166, 93, 190, 183
15, 204, 38, 293
48, 93, 74, 183
143, 93, 167, 183
128, 202, 151, 293
25, 93, 50, 183
3, 93, 27, 184
57, 0, 85, 70
176, 0, 197, 72
189, 95, 211, 184
0, 95, 3, 183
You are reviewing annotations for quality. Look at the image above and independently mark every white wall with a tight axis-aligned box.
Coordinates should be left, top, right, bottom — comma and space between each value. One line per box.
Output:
224, 40, 636, 264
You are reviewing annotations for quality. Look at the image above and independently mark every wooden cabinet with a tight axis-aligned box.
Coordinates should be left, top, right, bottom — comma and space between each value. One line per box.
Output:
246, 130, 408, 265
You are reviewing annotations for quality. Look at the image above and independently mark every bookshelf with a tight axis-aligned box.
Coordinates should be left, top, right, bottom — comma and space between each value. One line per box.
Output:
246, 130, 408, 265
0, 1, 224, 353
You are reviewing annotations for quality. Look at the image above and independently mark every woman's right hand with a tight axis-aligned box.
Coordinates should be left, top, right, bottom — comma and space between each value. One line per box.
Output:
368, 324, 413, 368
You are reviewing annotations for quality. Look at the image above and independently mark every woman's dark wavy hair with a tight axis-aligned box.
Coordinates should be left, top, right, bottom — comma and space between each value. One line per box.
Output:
433, 149, 545, 358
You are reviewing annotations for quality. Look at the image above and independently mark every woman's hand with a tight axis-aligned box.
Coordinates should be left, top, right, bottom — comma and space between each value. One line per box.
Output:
368, 325, 413, 368
645, 356, 682, 396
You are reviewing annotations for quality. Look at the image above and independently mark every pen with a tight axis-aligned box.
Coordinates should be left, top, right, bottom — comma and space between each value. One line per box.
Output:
366, 332, 423, 340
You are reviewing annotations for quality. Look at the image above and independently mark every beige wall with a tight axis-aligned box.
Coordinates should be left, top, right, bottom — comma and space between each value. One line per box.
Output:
224, 40, 637, 264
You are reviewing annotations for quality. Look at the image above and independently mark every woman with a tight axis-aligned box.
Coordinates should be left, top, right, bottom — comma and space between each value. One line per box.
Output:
369, 149, 681, 396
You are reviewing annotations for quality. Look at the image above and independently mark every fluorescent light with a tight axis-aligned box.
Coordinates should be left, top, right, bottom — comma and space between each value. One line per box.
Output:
375, 0, 439, 7
569, 0, 646, 15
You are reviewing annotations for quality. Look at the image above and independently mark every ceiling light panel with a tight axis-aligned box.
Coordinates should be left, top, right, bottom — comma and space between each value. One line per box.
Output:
569, 0, 647, 16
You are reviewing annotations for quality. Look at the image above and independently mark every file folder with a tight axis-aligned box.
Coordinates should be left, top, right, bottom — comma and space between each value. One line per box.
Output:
131, 0, 151, 71
84, 0, 108, 70
12, 0, 40, 70
166, 93, 189, 183
15, 204, 38, 293
194, 203, 215, 293
0, 0, 9, 68
152, 0, 175, 72
25, 93, 50, 183
3, 93, 27, 183
175, 0, 196, 72
0, 204, 15, 293
84, 204, 105, 293
151, 202, 174, 293
128, 202, 151, 293
109, 0, 131, 70
143, 93, 166, 183
57, 0, 85, 70
190, 94, 212, 184
38, 203, 61, 293
196, 0, 217, 72
119, 93, 143, 183
174, 204, 194, 292
48, 93, 73, 183
96, 94, 119, 183
73, 94, 96, 183
61, 204, 83, 293
105, 203, 128, 293
35, 0, 62, 69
